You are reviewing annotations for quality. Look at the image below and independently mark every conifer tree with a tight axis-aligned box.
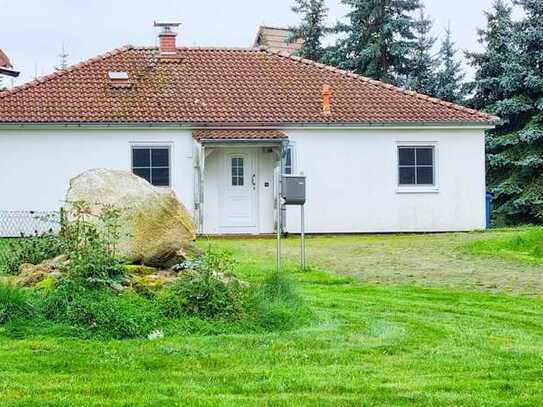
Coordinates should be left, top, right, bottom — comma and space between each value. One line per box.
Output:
466, 0, 515, 110
480, 0, 543, 223
331, 0, 421, 84
433, 25, 466, 103
404, 6, 437, 95
289, 0, 328, 61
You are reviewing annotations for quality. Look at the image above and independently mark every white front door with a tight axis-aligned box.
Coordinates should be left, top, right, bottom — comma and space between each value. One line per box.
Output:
221, 149, 258, 232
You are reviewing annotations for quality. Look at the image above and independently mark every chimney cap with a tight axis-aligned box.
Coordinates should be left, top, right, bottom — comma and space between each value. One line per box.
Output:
154, 21, 181, 33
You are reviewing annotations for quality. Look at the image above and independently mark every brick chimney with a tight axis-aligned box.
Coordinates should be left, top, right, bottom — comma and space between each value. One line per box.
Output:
154, 22, 180, 55
321, 84, 332, 116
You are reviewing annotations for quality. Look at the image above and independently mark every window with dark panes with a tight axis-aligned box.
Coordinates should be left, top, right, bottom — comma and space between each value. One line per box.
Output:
231, 157, 244, 186
284, 147, 293, 175
132, 146, 170, 187
398, 146, 434, 186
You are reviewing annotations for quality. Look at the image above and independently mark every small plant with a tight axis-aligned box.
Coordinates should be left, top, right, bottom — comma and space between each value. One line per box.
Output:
0, 233, 64, 275
0, 284, 37, 324
61, 201, 124, 288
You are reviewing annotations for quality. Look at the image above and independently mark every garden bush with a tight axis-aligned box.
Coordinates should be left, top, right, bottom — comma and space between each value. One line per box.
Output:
161, 248, 246, 320
0, 233, 64, 275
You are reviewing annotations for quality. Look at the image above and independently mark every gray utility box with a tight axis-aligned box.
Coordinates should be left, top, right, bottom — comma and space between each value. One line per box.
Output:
282, 175, 306, 205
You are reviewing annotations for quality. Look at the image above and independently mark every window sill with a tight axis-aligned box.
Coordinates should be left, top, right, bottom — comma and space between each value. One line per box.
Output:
396, 186, 440, 194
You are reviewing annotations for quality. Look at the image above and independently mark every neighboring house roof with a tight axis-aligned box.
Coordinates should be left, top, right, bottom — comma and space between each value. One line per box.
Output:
0, 46, 498, 125
253, 25, 303, 55
0, 49, 12, 68
0, 49, 19, 78
193, 129, 286, 141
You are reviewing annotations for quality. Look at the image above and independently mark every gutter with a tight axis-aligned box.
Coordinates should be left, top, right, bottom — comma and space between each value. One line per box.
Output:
0, 120, 499, 130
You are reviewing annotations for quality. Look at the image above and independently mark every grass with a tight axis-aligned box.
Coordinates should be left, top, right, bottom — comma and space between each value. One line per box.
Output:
465, 227, 543, 265
0, 229, 543, 405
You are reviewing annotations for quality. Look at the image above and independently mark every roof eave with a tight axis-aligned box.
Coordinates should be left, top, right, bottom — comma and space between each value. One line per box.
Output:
0, 120, 499, 130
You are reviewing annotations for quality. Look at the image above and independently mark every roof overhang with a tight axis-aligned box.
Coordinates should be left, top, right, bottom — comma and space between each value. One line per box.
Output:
0, 67, 19, 78
0, 121, 499, 130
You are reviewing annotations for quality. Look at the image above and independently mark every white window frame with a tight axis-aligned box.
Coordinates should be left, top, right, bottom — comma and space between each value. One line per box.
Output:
396, 141, 439, 194
130, 143, 173, 188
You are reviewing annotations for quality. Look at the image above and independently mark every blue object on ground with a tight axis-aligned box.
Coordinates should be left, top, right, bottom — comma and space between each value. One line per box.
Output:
486, 192, 493, 228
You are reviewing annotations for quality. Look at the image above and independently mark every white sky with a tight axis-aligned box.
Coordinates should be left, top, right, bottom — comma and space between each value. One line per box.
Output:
0, 0, 523, 85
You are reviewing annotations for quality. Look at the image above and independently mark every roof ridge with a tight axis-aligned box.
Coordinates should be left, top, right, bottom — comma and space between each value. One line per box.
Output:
0, 45, 134, 99
263, 48, 499, 123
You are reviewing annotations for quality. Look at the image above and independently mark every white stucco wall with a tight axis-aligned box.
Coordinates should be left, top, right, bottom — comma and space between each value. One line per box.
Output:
284, 127, 487, 233
0, 129, 195, 213
0, 126, 486, 234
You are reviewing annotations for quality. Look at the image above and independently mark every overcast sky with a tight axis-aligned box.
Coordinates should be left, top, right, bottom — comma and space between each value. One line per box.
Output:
1, 0, 522, 85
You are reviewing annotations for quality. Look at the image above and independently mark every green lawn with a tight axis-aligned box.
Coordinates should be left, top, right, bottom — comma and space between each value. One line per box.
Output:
1, 229, 543, 406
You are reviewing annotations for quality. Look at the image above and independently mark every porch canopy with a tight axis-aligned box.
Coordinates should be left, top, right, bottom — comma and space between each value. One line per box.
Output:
193, 129, 287, 144
192, 129, 288, 233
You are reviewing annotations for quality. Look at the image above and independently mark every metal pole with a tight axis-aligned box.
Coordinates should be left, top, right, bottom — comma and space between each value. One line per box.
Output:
276, 172, 282, 272
301, 204, 305, 270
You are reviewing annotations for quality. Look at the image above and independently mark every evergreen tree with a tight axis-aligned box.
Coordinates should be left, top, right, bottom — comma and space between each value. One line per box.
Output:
331, 0, 421, 84
433, 25, 466, 103
404, 6, 437, 95
466, 0, 515, 110
289, 0, 328, 61
480, 0, 543, 223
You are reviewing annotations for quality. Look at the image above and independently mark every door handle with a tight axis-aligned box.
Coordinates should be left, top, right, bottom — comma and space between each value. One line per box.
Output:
252, 174, 256, 189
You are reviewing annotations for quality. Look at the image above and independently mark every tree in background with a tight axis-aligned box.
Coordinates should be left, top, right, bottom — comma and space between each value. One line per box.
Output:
404, 5, 437, 95
479, 0, 543, 223
330, 0, 421, 84
465, 0, 515, 111
289, 0, 328, 61
433, 25, 466, 103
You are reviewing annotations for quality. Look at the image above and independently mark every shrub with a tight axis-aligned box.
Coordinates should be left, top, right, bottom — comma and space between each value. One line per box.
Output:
249, 272, 313, 331
160, 269, 246, 320
0, 233, 64, 275
162, 248, 245, 319
62, 202, 124, 288
0, 284, 37, 324
44, 281, 162, 339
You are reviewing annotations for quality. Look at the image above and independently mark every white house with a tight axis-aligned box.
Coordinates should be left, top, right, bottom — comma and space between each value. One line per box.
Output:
0, 24, 498, 235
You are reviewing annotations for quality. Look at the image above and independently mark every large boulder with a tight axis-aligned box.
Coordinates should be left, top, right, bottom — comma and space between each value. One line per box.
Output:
65, 169, 196, 267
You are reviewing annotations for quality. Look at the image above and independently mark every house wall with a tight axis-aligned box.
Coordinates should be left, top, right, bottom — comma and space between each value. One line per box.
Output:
0, 126, 486, 234
284, 127, 487, 233
0, 129, 195, 213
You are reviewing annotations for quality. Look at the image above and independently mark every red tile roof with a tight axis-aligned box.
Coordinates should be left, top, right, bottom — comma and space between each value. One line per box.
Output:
193, 129, 286, 140
0, 46, 498, 125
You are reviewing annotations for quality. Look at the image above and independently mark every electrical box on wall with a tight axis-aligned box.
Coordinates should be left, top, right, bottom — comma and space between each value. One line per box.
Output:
282, 175, 306, 205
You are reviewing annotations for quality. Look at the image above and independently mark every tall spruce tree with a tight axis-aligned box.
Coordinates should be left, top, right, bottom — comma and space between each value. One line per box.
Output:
434, 25, 466, 103
331, 0, 421, 84
480, 0, 543, 223
404, 6, 437, 95
465, 0, 515, 110
289, 0, 328, 61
